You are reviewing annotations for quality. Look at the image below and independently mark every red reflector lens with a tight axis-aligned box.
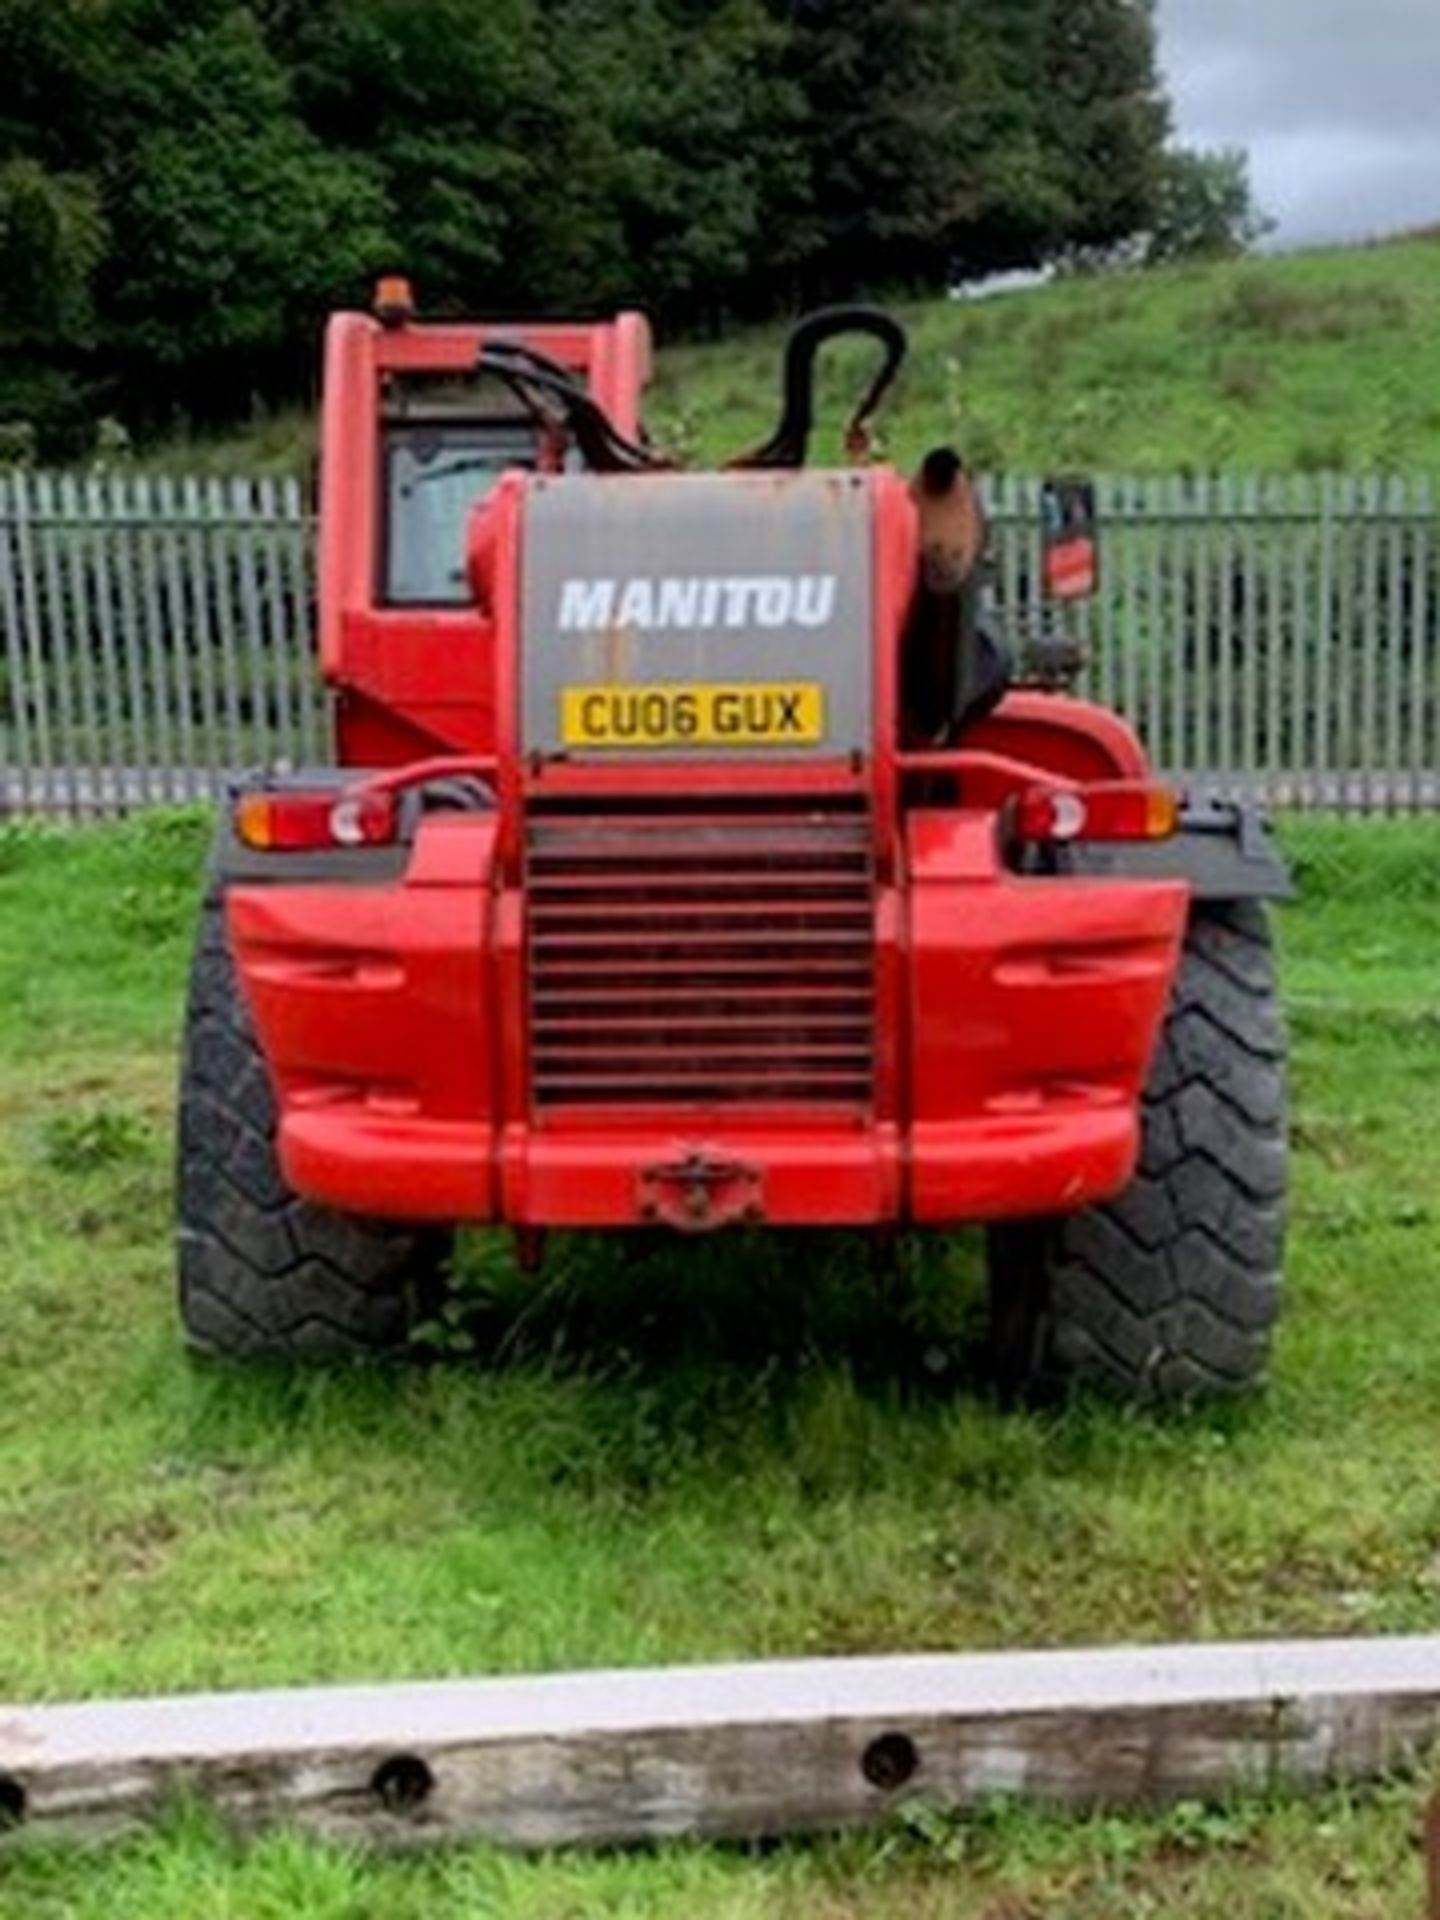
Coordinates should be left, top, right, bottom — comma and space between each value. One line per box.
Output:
1012, 781, 1179, 846
233, 789, 398, 852
1044, 535, 1098, 601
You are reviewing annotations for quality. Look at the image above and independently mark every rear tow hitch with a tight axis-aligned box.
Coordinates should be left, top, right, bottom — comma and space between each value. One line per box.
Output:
637, 1151, 763, 1233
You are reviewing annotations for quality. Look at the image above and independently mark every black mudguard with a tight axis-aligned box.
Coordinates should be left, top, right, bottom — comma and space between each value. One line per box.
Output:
1067, 798, 1294, 903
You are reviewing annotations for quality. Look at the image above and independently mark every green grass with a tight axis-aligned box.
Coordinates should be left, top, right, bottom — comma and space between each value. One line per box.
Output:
652, 239, 1440, 477
137, 234, 1440, 479
1, 813, 1439, 1914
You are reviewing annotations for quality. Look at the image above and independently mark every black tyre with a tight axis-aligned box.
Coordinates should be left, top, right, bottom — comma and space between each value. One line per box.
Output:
987, 900, 1286, 1405
176, 895, 452, 1360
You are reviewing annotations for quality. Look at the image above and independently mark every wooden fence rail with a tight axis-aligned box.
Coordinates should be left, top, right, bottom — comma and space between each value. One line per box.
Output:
2, 469, 1437, 818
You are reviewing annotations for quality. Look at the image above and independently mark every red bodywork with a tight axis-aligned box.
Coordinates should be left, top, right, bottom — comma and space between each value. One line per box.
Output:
318, 309, 653, 767
227, 311, 1189, 1233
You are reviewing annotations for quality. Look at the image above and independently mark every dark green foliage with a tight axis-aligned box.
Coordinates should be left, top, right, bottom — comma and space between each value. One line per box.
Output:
1149, 147, 1271, 264
0, 158, 107, 346
0, 147, 109, 448
0, 0, 1178, 450
97, 7, 388, 410
1037, 0, 1170, 254
265, 0, 539, 303
771, 0, 1170, 293
549, 0, 810, 321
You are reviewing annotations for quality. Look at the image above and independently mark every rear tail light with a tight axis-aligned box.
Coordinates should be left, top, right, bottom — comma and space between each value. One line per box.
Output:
233, 788, 399, 852
1012, 781, 1179, 847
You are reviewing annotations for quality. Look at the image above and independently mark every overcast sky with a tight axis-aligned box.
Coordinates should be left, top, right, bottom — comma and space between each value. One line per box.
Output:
1156, 0, 1440, 248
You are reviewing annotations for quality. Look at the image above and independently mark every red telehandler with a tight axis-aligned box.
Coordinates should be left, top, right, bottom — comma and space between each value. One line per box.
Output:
176, 287, 1289, 1402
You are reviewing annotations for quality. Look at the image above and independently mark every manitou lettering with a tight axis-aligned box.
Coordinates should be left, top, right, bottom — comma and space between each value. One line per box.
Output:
556, 574, 837, 635
556, 577, 617, 632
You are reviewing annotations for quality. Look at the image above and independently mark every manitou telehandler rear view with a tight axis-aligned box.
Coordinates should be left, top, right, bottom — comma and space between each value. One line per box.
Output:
177, 285, 1290, 1401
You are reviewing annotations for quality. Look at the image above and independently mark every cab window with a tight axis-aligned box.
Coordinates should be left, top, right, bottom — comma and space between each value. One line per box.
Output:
380, 416, 538, 607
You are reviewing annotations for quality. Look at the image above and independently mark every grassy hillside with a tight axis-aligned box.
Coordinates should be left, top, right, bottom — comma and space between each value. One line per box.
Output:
140, 235, 1440, 478
656, 236, 1440, 475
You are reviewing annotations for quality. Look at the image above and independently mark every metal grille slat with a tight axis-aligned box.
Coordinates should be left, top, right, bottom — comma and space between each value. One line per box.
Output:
525, 798, 875, 1110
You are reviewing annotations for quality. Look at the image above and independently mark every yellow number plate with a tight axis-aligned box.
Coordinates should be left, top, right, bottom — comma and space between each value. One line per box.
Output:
560, 682, 825, 750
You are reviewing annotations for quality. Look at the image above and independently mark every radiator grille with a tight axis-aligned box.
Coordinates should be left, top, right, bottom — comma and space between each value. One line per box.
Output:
525, 798, 875, 1109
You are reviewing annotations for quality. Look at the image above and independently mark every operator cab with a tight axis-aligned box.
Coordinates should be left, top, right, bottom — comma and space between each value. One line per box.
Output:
381, 375, 549, 607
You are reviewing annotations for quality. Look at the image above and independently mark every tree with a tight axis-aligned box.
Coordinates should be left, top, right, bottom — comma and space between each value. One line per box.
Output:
96, 6, 389, 413
773, 0, 982, 295
0, 0, 106, 170
0, 2, 111, 445
540, 0, 809, 321
768, 0, 1171, 296
1146, 147, 1271, 264
0, 160, 106, 347
1034, 0, 1171, 256
0, 161, 108, 449
0, 0, 1186, 444
261, 0, 544, 308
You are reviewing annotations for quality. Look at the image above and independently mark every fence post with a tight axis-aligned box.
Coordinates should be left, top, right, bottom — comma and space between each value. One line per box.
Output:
0, 472, 33, 813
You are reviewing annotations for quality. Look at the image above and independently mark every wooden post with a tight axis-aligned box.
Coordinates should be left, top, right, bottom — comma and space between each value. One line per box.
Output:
2, 1637, 1439, 1854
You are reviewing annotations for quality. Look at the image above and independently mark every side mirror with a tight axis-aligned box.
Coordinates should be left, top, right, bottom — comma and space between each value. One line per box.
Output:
1041, 477, 1098, 601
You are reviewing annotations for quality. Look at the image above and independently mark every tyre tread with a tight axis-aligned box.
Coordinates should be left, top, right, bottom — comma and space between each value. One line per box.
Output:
989, 900, 1287, 1405
175, 894, 448, 1361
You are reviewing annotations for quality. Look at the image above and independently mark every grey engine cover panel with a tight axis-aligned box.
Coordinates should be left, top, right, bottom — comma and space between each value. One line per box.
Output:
520, 470, 873, 758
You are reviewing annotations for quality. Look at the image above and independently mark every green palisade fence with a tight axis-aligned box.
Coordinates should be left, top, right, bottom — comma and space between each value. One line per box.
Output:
0, 471, 323, 816
1, 468, 1437, 818
986, 472, 1439, 812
